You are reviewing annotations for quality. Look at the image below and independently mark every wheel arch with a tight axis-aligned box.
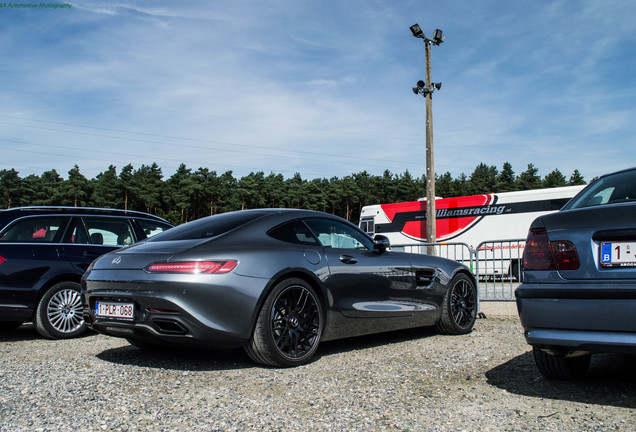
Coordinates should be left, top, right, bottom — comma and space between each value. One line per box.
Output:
31, 274, 83, 320
249, 268, 328, 336
452, 267, 478, 288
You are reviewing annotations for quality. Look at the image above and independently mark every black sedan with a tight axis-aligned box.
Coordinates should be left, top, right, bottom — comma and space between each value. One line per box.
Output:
82, 209, 476, 367
516, 167, 636, 379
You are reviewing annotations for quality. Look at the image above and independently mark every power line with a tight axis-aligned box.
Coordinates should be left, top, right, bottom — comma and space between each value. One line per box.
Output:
0, 114, 425, 169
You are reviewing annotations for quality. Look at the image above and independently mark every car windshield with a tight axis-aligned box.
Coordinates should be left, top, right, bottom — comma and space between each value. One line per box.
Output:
564, 169, 636, 210
146, 211, 269, 242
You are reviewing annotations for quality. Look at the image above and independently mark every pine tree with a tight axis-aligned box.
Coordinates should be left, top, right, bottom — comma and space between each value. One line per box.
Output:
569, 169, 586, 185
167, 164, 196, 222
496, 162, 516, 192
58, 165, 91, 207
468, 163, 498, 194
92, 165, 123, 208
543, 169, 568, 188
516, 163, 542, 190
0, 169, 22, 208
133, 163, 163, 214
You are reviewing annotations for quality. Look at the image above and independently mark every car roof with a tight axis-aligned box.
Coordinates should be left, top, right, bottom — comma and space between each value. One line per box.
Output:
224, 208, 352, 222
0, 206, 170, 227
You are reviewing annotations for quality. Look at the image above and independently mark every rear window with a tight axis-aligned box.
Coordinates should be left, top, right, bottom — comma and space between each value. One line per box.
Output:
137, 219, 172, 239
147, 211, 269, 242
565, 169, 636, 210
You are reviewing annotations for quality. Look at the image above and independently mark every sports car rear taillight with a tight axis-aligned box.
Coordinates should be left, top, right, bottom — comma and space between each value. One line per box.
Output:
0, 255, 5, 265
523, 228, 579, 271
145, 260, 237, 274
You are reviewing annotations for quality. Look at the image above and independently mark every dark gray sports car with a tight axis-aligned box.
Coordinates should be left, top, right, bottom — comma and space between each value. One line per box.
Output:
82, 209, 477, 367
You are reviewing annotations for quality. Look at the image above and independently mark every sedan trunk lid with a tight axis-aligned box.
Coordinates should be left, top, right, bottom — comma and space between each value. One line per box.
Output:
541, 203, 636, 280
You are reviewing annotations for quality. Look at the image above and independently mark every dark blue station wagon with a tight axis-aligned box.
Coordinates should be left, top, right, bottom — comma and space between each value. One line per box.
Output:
0, 207, 172, 339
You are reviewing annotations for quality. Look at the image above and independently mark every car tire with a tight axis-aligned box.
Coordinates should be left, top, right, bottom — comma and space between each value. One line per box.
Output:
34, 281, 86, 339
435, 272, 477, 335
0, 321, 23, 331
532, 346, 591, 380
245, 278, 323, 367
510, 260, 520, 282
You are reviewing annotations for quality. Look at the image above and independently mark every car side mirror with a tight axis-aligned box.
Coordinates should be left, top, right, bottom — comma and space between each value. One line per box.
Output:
373, 235, 390, 253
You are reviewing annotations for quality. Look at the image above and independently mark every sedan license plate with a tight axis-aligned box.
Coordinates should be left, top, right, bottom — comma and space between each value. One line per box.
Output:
601, 242, 636, 267
95, 301, 135, 320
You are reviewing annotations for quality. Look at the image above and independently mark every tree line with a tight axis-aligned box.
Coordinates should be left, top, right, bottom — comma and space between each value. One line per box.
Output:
0, 162, 586, 225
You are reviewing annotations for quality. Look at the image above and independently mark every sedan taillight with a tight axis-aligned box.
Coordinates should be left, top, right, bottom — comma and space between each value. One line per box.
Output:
550, 241, 580, 270
523, 228, 579, 271
0, 255, 5, 265
145, 260, 237, 274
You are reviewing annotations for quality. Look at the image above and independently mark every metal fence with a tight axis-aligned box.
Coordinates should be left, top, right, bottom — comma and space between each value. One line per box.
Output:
474, 239, 525, 301
395, 242, 474, 269
393, 238, 526, 302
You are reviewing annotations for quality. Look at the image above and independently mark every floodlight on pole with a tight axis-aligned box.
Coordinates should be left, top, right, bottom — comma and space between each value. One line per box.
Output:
409, 24, 424, 38
432, 29, 445, 45
410, 24, 444, 254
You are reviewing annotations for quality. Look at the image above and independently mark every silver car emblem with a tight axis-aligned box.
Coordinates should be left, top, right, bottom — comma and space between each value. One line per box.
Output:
111, 256, 122, 266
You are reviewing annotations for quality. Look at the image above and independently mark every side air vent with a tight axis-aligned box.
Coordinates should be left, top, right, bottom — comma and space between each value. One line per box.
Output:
416, 269, 436, 287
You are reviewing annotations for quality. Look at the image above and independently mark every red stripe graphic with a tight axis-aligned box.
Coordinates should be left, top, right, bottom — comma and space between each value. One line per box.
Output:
380, 194, 493, 240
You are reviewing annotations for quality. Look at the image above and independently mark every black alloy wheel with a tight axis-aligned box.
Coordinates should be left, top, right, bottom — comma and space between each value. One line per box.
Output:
245, 278, 323, 367
436, 273, 477, 335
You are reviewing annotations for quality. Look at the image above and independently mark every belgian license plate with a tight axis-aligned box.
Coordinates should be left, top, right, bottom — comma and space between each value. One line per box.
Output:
601, 242, 636, 267
95, 302, 134, 320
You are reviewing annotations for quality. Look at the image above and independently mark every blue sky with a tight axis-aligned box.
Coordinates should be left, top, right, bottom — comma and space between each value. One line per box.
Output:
1, 0, 635, 184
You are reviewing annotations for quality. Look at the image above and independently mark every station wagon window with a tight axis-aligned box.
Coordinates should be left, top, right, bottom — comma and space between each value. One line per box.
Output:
137, 219, 172, 239
0, 216, 67, 243
304, 219, 373, 250
66, 218, 89, 244
82, 217, 135, 246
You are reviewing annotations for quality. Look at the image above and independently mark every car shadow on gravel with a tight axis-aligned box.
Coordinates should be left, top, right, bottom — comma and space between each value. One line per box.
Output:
0, 323, 98, 342
0, 324, 41, 342
486, 351, 636, 408
96, 326, 438, 371
97, 345, 254, 371
317, 325, 438, 357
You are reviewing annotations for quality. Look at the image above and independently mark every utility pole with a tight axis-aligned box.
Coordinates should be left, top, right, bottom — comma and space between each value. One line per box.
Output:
410, 24, 444, 254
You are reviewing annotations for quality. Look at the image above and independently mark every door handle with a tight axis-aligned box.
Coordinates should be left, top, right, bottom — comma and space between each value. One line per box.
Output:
83, 251, 101, 258
339, 255, 357, 264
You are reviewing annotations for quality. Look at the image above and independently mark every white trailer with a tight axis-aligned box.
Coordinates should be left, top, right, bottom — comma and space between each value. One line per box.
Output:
359, 185, 586, 278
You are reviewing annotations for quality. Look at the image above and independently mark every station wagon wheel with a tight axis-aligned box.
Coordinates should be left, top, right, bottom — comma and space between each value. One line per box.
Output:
35, 281, 87, 339
436, 273, 477, 335
245, 278, 323, 367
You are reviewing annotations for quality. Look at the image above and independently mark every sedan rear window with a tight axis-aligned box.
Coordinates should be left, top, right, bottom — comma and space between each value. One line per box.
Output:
565, 169, 636, 210
147, 211, 269, 242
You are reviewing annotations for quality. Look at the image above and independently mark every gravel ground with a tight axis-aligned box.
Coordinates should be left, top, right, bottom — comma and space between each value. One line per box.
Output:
1, 313, 635, 432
